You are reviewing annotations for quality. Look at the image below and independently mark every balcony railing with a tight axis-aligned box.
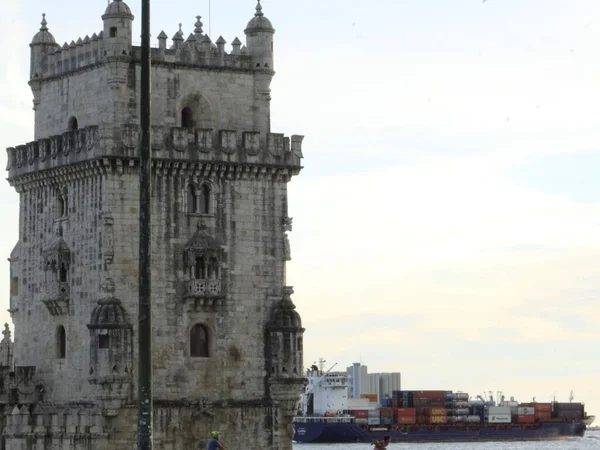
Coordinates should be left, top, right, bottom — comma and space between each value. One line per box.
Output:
186, 279, 221, 297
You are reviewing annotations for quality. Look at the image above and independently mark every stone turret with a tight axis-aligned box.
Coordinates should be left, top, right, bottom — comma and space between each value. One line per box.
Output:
102, 0, 134, 57
30, 14, 58, 80
244, 0, 275, 70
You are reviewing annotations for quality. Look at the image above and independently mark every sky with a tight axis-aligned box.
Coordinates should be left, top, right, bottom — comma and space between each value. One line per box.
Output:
1, 0, 600, 420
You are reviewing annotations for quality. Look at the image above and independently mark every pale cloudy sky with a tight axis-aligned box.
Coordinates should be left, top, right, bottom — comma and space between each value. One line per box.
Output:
2, 0, 600, 418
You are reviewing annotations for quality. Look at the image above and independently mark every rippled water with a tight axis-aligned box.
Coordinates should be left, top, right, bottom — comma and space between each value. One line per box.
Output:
293, 430, 600, 450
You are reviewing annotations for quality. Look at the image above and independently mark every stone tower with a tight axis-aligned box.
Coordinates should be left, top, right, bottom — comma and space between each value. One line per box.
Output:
4, 1, 306, 448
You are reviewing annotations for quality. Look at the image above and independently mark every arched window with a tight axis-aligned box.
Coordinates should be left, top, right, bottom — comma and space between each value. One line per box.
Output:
190, 324, 209, 357
187, 184, 197, 213
59, 263, 68, 282
68, 116, 78, 131
181, 107, 194, 129
194, 256, 205, 280
208, 257, 219, 280
199, 183, 211, 214
56, 326, 66, 359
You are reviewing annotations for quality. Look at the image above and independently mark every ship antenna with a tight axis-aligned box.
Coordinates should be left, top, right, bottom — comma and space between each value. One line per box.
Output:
569, 390, 574, 403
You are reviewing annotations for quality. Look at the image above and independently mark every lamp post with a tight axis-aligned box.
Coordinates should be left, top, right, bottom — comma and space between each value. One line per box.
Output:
137, 0, 153, 448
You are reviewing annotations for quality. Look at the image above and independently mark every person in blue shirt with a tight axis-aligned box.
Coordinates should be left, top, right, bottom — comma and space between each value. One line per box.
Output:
207, 431, 228, 450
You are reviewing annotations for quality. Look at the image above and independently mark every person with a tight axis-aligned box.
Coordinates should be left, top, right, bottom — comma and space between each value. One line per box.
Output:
372, 436, 391, 449
207, 431, 228, 450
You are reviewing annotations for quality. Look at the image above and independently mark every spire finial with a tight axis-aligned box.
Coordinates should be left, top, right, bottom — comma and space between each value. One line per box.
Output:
40, 13, 48, 31
255, 0, 264, 17
195, 15, 204, 34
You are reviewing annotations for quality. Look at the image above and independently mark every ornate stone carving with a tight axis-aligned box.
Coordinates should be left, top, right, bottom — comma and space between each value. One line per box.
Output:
268, 133, 284, 157
196, 128, 213, 153
172, 127, 189, 152
283, 217, 293, 232
283, 234, 291, 261
122, 125, 139, 150
243, 131, 261, 156
102, 214, 114, 263
151, 126, 164, 151
220, 130, 237, 154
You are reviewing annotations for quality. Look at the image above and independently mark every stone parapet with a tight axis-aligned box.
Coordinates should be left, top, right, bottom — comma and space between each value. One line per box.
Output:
7, 126, 303, 181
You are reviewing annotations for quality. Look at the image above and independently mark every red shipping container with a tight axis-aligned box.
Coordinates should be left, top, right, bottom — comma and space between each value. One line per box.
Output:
517, 415, 535, 424
535, 412, 551, 420
413, 391, 446, 399
352, 410, 368, 419
395, 408, 416, 417
380, 408, 394, 417
522, 403, 552, 413
392, 399, 403, 408
396, 416, 416, 425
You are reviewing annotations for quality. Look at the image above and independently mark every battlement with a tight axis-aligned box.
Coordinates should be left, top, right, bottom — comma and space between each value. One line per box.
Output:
31, 4, 273, 82
33, 33, 261, 82
6, 126, 304, 181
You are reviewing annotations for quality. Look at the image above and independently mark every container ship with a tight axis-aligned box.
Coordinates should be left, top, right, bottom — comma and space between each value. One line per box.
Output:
293, 366, 590, 443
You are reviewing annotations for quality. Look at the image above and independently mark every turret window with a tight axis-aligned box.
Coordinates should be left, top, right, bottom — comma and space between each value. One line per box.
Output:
68, 116, 78, 131
59, 262, 68, 282
187, 184, 198, 213
187, 182, 212, 215
182, 107, 194, 128
56, 325, 66, 359
98, 334, 110, 349
110, 27, 118, 38
194, 256, 205, 279
200, 183, 210, 213
190, 324, 209, 357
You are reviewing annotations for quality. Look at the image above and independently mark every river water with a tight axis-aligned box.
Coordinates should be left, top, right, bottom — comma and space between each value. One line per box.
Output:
293, 430, 600, 450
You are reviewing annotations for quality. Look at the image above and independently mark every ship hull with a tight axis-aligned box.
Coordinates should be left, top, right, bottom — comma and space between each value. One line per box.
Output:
293, 421, 586, 443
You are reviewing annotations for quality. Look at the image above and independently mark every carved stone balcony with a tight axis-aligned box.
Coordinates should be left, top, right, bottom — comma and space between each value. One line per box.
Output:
186, 279, 221, 297
42, 282, 69, 316
185, 279, 224, 311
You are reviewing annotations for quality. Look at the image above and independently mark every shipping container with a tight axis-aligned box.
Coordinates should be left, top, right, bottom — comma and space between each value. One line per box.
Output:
535, 412, 552, 420
355, 418, 368, 425
368, 410, 380, 417
380, 408, 394, 417
381, 417, 393, 425
448, 408, 469, 416
396, 416, 416, 425
427, 415, 448, 424
555, 402, 584, 410
517, 407, 534, 415
454, 393, 469, 401
352, 410, 368, 419
361, 394, 378, 402
367, 417, 381, 425
521, 402, 552, 412
488, 406, 511, 415
413, 391, 447, 399
447, 416, 466, 423
391, 399, 403, 408
392, 390, 402, 399
451, 401, 469, 408
466, 415, 482, 423
516, 415, 535, 424
422, 408, 447, 416
394, 408, 416, 417
487, 414, 511, 423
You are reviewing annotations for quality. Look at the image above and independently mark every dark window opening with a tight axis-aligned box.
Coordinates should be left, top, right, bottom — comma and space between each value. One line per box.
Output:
58, 196, 65, 217
68, 116, 78, 131
98, 334, 110, 349
57, 326, 66, 359
199, 183, 210, 214
190, 324, 209, 357
208, 257, 219, 279
297, 337, 303, 352
194, 256, 205, 280
110, 27, 118, 38
182, 107, 194, 128
187, 184, 197, 213
10, 277, 18, 296
59, 263, 67, 282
